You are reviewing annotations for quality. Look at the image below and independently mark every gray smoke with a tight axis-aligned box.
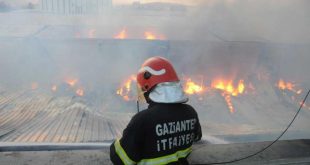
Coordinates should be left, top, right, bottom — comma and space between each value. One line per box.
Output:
0, 0, 310, 143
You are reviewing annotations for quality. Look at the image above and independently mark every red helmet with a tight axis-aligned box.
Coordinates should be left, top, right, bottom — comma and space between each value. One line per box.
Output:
137, 56, 179, 92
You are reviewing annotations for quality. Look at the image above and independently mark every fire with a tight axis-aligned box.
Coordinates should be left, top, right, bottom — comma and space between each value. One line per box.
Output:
238, 80, 245, 94
117, 75, 136, 101
113, 29, 166, 40
182, 77, 246, 113
144, 32, 156, 40
65, 78, 78, 87
277, 79, 302, 94
88, 29, 96, 38
276, 79, 307, 111
222, 93, 234, 113
212, 79, 245, 96
114, 29, 128, 39
144, 31, 165, 40
116, 74, 250, 113
184, 79, 204, 95
31, 82, 38, 90
51, 85, 57, 92
301, 103, 310, 110
210, 79, 246, 113
76, 88, 84, 96
278, 79, 293, 90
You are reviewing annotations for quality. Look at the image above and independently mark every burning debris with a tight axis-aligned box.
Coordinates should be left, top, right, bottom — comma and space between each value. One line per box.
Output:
114, 28, 128, 39
115, 75, 248, 113
76, 88, 84, 96
184, 78, 247, 113
47, 78, 86, 97
276, 79, 302, 95
144, 31, 166, 40
65, 78, 78, 87
31, 82, 39, 90
212, 79, 245, 97
276, 79, 309, 110
116, 75, 136, 101
88, 29, 96, 39
115, 74, 310, 114
184, 78, 204, 95
113, 28, 166, 40
51, 85, 57, 92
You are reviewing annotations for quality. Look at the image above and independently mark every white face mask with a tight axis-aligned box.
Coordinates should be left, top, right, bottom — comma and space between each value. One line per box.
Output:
148, 82, 188, 104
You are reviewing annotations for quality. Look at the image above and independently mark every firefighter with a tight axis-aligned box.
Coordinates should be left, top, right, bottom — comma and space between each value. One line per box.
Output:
110, 56, 202, 165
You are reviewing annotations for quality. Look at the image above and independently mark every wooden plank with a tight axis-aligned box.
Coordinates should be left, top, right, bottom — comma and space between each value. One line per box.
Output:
0, 91, 24, 107
90, 114, 98, 142
8, 97, 52, 142
82, 111, 93, 142
27, 100, 57, 142
0, 99, 37, 134
58, 107, 81, 142
97, 117, 104, 142
51, 108, 76, 142
39, 115, 63, 142
92, 115, 100, 142
102, 119, 114, 141
13, 101, 58, 142
0, 98, 33, 128
37, 112, 64, 142
66, 108, 84, 143
36, 100, 72, 142
75, 110, 88, 142
42, 99, 74, 142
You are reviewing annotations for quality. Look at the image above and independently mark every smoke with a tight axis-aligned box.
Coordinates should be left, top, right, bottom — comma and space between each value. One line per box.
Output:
0, 0, 309, 95
161, 0, 310, 84
194, 0, 310, 43
0, 0, 310, 141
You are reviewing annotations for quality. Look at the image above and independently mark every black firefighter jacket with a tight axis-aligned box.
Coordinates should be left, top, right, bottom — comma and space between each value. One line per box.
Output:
110, 103, 202, 165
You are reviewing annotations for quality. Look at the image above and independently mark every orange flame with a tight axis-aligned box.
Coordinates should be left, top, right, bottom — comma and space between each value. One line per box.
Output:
65, 78, 78, 87
76, 88, 84, 96
51, 85, 57, 92
144, 31, 165, 40
211, 79, 246, 113
212, 79, 245, 96
238, 80, 245, 94
184, 79, 204, 95
182, 77, 246, 113
88, 29, 96, 38
144, 32, 156, 40
277, 79, 302, 94
299, 100, 310, 110
31, 82, 38, 90
117, 74, 249, 113
222, 93, 234, 113
117, 75, 136, 101
114, 29, 128, 39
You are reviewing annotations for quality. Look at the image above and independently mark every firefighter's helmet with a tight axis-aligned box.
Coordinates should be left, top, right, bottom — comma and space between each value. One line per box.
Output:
136, 56, 188, 104
137, 56, 179, 92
